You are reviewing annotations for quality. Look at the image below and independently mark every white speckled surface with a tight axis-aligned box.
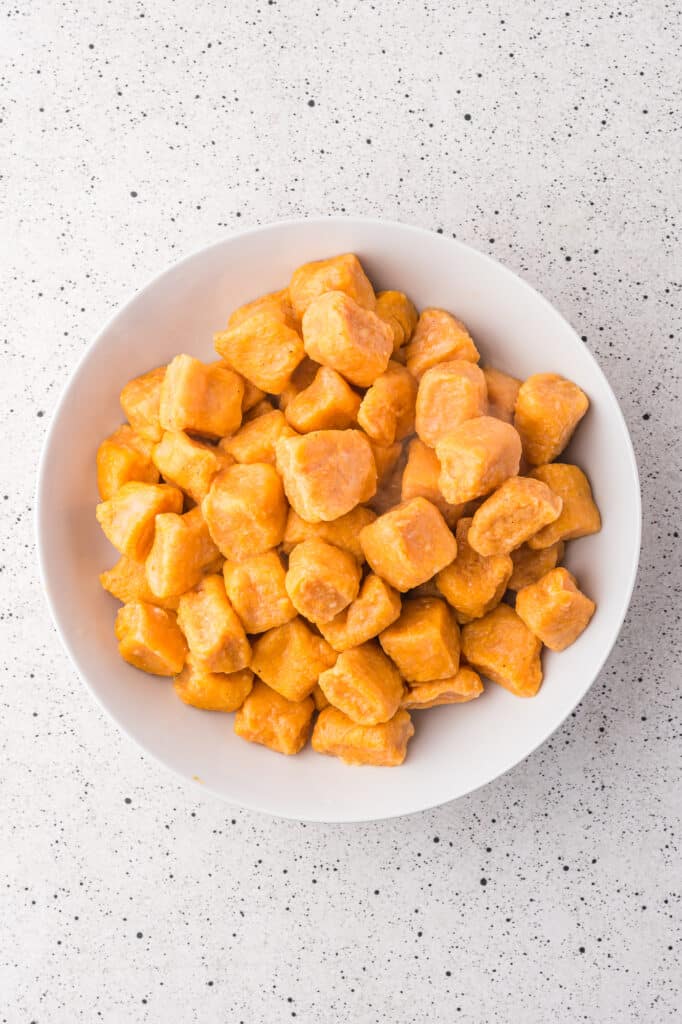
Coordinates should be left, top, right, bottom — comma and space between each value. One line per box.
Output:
2, 2, 680, 1021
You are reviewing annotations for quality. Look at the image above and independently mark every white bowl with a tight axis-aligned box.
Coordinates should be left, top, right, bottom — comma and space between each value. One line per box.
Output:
36, 218, 641, 822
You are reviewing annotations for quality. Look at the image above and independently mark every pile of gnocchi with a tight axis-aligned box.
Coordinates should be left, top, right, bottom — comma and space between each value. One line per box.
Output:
96, 252, 600, 767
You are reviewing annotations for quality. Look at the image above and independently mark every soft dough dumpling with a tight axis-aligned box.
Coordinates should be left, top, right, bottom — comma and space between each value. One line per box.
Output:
515, 568, 595, 651
461, 604, 543, 698
435, 517, 512, 624
318, 574, 401, 652
223, 551, 296, 634
317, 643, 404, 726
302, 291, 393, 388
357, 361, 417, 446
415, 360, 488, 447
285, 539, 361, 624
527, 464, 601, 549
289, 253, 376, 320
202, 463, 287, 559
436, 417, 522, 505
275, 429, 376, 523
405, 309, 480, 379
115, 601, 187, 676
379, 597, 460, 683
514, 373, 589, 465
234, 680, 315, 756
312, 706, 414, 766
174, 655, 253, 712
375, 290, 418, 353
359, 498, 457, 592
466, 476, 563, 556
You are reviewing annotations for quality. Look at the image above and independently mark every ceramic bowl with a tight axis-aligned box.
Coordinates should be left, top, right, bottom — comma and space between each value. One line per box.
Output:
36, 218, 641, 821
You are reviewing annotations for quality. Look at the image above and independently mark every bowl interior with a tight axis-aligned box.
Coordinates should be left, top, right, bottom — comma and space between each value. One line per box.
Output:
37, 219, 640, 821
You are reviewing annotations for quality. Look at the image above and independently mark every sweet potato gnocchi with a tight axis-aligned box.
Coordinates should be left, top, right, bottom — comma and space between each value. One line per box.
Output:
96, 251, 601, 768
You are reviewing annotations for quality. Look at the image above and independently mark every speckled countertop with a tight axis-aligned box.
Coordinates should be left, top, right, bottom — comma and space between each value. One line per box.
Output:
1, 2, 680, 1021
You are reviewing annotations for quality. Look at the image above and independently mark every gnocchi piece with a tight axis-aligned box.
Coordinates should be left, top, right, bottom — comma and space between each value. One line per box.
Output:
214, 312, 305, 395
318, 574, 402, 652
401, 666, 484, 709
97, 424, 159, 500
317, 643, 404, 726
220, 410, 298, 466
153, 363, 228, 441
277, 357, 321, 412
401, 438, 469, 527
289, 252, 376, 320
312, 683, 330, 711
227, 288, 296, 330
375, 290, 418, 353
153, 430, 232, 503
174, 654, 253, 711
435, 517, 513, 624
100, 555, 180, 611
250, 617, 337, 702
357, 361, 417, 446
482, 367, 521, 424
275, 429, 376, 523
115, 601, 187, 676
359, 497, 457, 592
508, 540, 565, 591
241, 378, 267, 414
120, 365, 166, 443
514, 373, 589, 465
159, 355, 244, 439
467, 476, 563, 556
461, 604, 543, 698
379, 597, 460, 682
284, 366, 360, 433
312, 706, 414, 767
176, 574, 251, 674
244, 398, 276, 422
285, 539, 361, 624
145, 506, 221, 599
515, 568, 595, 651
282, 505, 377, 561
234, 680, 315, 756
527, 464, 601, 549
436, 416, 522, 505
302, 291, 393, 387
202, 463, 287, 560
405, 309, 480, 379
415, 360, 488, 447
223, 551, 296, 634
96, 481, 183, 560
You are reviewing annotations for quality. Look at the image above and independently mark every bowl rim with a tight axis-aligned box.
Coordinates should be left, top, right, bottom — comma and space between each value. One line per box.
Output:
35, 215, 642, 821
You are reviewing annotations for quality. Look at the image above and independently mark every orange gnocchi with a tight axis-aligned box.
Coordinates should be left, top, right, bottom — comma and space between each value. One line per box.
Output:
415, 360, 487, 446
317, 643, 404, 726
276, 429, 376, 523
302, 291, 393, 387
